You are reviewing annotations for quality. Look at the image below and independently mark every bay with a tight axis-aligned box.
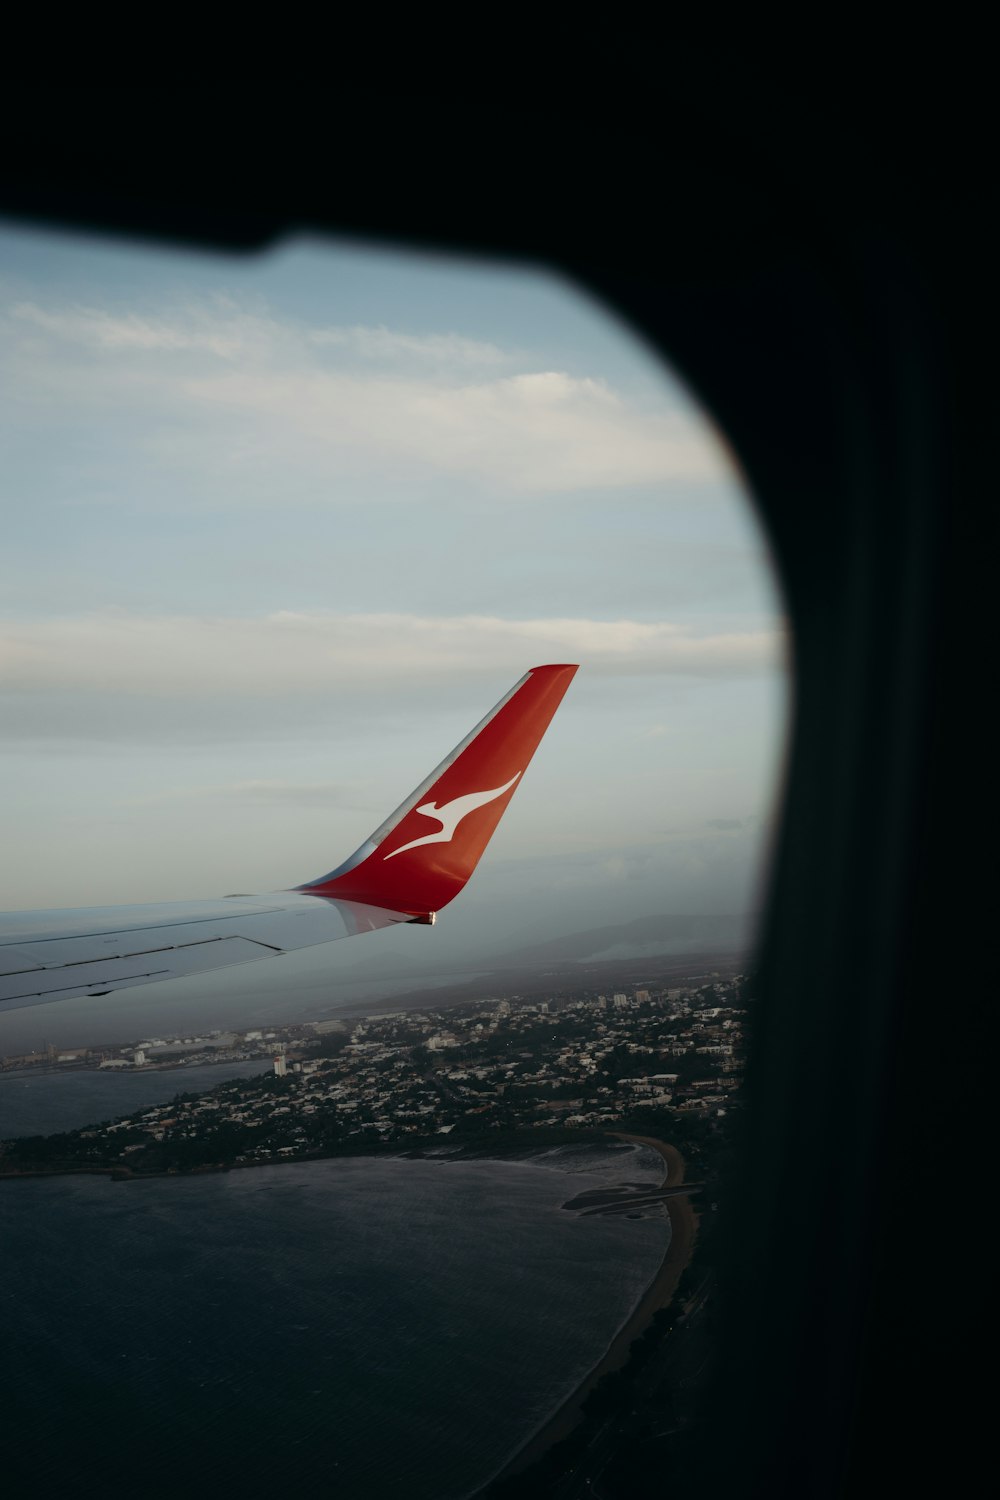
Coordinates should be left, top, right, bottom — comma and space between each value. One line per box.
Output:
0, 1144, 670, 1499
0, 1059, 274, 1139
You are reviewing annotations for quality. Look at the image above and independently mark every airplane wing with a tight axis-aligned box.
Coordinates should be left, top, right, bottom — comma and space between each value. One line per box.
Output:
0, 664, 577, 1014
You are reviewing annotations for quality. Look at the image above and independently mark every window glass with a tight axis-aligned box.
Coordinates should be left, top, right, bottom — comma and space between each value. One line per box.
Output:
0, 225, 786, 1497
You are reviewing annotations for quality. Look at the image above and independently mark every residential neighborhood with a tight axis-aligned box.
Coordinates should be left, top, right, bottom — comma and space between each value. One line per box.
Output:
0, 977, 748, 1175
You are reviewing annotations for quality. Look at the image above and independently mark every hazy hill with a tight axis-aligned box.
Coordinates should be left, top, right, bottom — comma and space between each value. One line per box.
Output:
494, 912, 751, 967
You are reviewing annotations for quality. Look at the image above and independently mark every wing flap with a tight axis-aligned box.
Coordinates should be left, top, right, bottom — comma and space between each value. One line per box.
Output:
0, 937, 279, 1007
0, 894, 412, 1013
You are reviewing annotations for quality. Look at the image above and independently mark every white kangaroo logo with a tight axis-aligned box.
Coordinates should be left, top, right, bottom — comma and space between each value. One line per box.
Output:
384, 774, 521, 860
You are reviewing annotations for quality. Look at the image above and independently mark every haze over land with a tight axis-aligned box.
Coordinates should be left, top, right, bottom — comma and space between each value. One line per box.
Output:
0, 910, 750, 1054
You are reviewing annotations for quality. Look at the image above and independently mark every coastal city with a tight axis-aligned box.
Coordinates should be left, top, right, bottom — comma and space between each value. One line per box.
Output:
1, 972, 748, 1497
0, 976, 747, 1175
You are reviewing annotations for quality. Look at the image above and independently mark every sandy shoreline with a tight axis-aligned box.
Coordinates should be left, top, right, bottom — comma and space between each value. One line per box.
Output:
488, 1131, 698, 1483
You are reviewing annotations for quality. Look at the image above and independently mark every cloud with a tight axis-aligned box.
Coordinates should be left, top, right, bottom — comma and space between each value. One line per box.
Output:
130, 779, 365, 810
0, 610, 786, 745
603, 850, 655, 883
0, 610, 785, 700
178, 366, 728, 490
11, 300, 256, 357
307, 325, 507, 366
11, 301, 507, 368
4, 294, 735, 492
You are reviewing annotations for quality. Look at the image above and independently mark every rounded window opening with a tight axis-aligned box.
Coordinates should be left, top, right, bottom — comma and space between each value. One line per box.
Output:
0, 224, 788, 1499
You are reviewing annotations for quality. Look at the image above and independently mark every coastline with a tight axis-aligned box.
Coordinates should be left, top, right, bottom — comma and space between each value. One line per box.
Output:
486, 1131, 698, 1484
0, 1136, 601, 1186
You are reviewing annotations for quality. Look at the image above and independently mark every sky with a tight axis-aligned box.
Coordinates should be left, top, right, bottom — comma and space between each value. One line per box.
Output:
0, 222, 789, 1049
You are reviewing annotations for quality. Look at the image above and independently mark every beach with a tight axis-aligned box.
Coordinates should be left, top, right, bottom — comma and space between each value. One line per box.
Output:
491, 1132, 698, 1481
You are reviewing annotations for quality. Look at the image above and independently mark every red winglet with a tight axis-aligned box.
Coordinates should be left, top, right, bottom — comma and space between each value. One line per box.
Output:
298, 664, 578, 916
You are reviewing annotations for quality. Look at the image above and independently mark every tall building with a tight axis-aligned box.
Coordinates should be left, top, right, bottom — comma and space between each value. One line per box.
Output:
273, 1055, 287, 1078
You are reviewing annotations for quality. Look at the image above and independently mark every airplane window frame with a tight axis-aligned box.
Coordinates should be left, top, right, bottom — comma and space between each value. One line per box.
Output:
0, 85, 979, 1498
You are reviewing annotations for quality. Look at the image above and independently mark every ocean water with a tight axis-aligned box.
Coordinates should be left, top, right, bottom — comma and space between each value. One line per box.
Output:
0, 1059, 275, 1139
0, 1144, 670, 1499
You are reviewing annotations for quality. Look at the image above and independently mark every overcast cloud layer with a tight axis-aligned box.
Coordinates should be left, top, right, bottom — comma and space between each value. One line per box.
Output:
1, 609, 782, 700
5, 294, 734, 496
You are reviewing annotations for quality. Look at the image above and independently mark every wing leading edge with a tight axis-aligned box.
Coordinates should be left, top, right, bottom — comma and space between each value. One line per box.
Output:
0, 665, 577, 1014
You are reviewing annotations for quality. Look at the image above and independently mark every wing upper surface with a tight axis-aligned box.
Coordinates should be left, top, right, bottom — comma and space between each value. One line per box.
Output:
0, 894, 412, 1012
